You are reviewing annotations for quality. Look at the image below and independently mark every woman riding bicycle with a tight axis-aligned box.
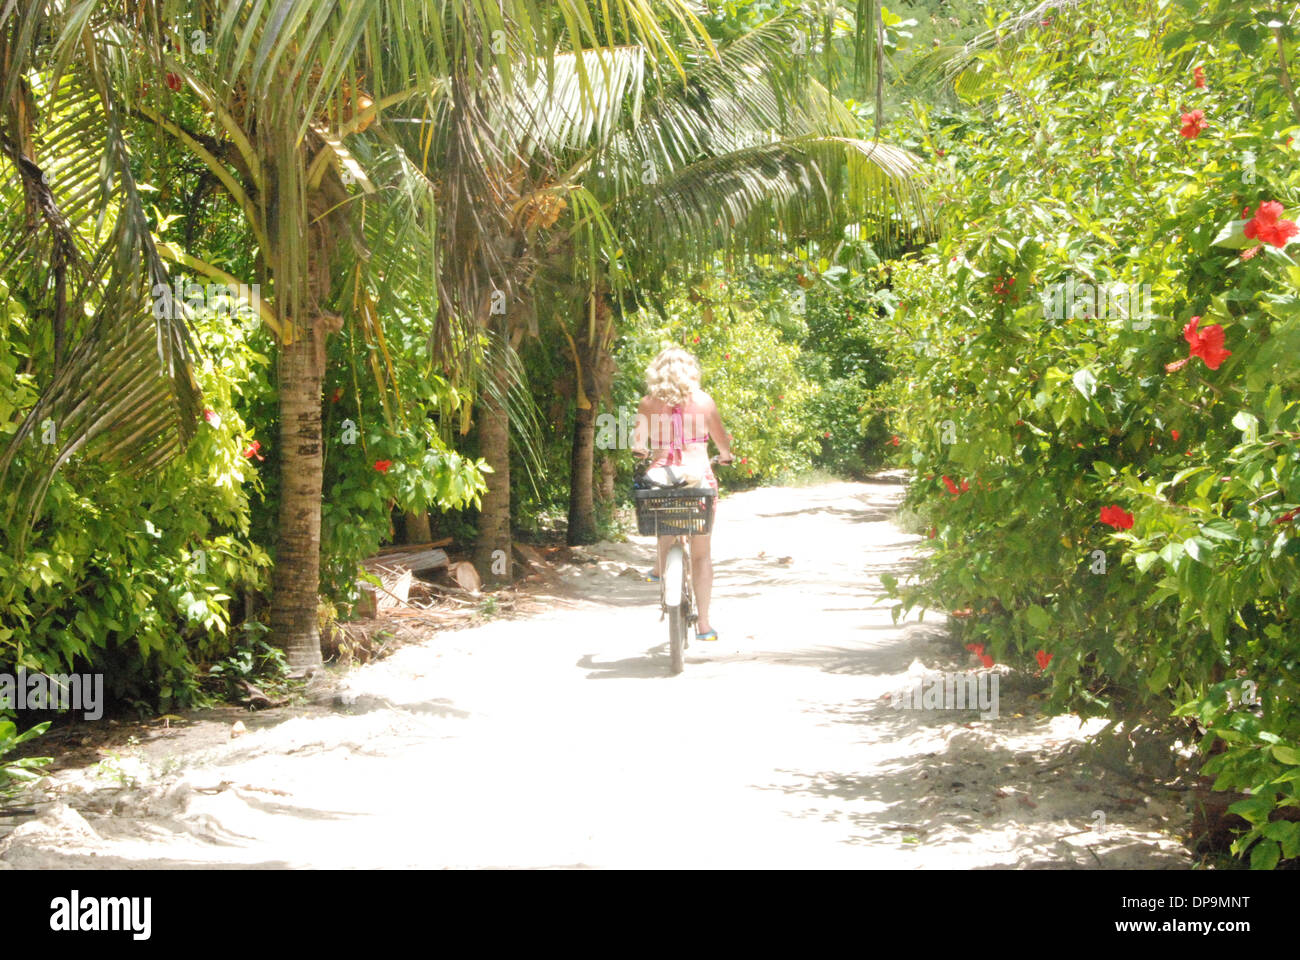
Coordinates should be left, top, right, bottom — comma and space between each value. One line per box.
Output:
630, 346, 734, 641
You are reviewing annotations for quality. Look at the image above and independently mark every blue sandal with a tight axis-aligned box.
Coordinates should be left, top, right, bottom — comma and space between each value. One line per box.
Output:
696, 629, 718, 642
646, 573, 661, 583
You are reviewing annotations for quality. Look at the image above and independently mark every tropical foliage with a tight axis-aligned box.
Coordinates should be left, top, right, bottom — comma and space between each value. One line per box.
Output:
880, 0, 1300, 868
5, 0, 1292, 871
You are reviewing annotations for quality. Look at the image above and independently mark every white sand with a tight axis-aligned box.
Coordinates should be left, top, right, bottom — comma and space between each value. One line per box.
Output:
0, 477, 1192, 869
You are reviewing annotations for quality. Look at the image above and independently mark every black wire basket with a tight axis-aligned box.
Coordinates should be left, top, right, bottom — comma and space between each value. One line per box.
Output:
633, 486, 716, 536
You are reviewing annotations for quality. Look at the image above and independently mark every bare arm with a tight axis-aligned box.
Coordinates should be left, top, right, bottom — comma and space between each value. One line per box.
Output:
706, 395, 733, 464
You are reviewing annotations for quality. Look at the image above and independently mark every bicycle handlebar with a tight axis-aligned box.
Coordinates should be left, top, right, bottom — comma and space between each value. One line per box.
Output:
633, 451, 732, 465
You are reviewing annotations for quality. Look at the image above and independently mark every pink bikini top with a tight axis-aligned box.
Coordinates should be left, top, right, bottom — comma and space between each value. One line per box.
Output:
662, 402, 708, 466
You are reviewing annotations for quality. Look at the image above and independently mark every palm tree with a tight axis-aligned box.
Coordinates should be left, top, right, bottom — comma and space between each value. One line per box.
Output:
0, 0, 715, 671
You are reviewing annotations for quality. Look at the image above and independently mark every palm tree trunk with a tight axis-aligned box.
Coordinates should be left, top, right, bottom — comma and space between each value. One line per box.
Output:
403, 510, 432, 543
566, 296, 614, 545
599, 454, 616, 502
473, 359, 512, 583
269, 326, 326, 675
567, 396, 597, 544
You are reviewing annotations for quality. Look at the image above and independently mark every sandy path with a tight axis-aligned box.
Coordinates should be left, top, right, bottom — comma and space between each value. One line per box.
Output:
0, 477, 1193, 869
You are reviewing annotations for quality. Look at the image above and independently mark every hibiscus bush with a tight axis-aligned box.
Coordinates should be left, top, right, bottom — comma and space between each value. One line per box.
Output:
880, 0, 1300, 867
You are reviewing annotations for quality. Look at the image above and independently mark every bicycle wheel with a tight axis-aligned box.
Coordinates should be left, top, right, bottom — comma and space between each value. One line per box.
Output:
663, 544, 686, 674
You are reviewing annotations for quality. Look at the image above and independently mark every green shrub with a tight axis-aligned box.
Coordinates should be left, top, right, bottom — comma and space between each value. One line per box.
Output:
880, 0, 1300, 867
0, 293, 270, 710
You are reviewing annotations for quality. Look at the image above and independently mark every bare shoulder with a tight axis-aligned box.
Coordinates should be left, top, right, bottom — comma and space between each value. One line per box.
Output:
693, 389, 717, 411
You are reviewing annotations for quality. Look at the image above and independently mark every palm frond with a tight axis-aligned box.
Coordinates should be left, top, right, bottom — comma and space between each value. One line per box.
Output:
619, 135, 931, 277
0, 43, 200, 541
904, 0, 1089, 100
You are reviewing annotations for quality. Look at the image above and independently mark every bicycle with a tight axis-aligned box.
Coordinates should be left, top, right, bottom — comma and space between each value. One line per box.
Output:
632, 455, 720, 675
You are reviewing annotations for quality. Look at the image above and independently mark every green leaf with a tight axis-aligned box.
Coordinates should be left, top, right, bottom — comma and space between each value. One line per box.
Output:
1026, 604, 1050, 631
1199, 520, 1240, 542
1231, 410, 1259, 441
1229, 796, 1273, 824
1071, 368, 1097, 400
1271, 745, 1300, 765
1250, 838, 1279, 871
1212, 218, 1256, 250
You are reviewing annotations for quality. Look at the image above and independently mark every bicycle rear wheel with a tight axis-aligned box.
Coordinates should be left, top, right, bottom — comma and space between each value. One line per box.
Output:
663, 544, 686, 674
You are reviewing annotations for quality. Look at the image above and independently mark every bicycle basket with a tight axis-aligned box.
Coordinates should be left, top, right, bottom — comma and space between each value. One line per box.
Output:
633, 486, 716, 536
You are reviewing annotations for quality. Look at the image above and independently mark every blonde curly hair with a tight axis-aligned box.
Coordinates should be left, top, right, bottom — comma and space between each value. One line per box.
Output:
645, 346, 701, 406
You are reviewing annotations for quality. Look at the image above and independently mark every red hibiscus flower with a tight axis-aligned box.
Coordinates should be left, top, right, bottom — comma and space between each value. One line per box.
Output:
1243, 201, 1298, 248
1192, 65, 1206, 88
980, 654, 995, 669
1036, 650, 1054, 670
242, 440, 264, 461
166, 72, 182, 92
928, 526, 937, 539
203, 409, 218, 425
373, 460, 392, 473
1183, 316, 1231, 370
331, 386, 343, 403
1179, 109, 1207, 139
1099, 504, 1134, 530
1170, 429, 1180, 442
965, 643, 985, 656
942, 475, 961, 496
823, 431, 831, 439
890, 435, 901, 446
